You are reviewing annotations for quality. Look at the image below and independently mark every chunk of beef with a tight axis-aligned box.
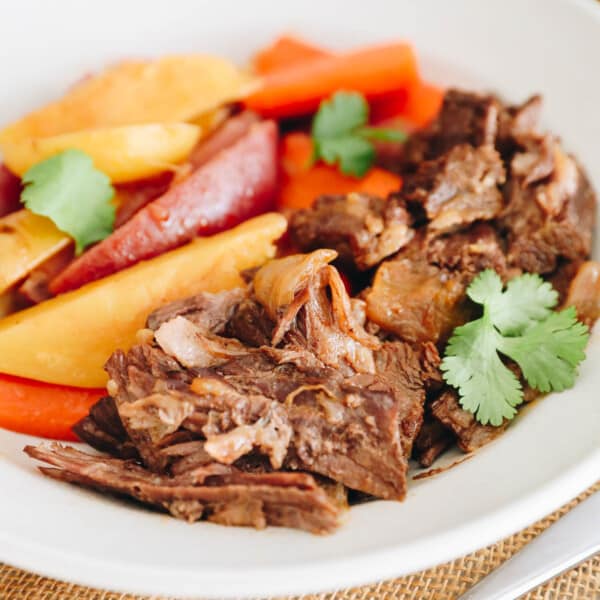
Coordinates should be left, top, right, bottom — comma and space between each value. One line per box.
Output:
289, 193, 414, 270
365, 256, 468, 344
564, 261, 600, 329
496, 94, 543, 157
402, 144, 506, 233
108, 343, 424, 500
403, 89, 500, 165
430, 390, 507, 453
404, 89, 543, 168
25, 443, 345, 534
252, 251, 381, 371
500, 136, 596, 274
548, 260, 583, 303
413, 418, 455, 468
103, 251, 434, 501
425, 223, 508, 277
73, 396, 139, 460
225, 297, 274, 347
146, 288, 246, 332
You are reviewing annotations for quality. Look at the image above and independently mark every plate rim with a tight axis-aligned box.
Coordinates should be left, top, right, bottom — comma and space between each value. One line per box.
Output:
1, 0, 599, 597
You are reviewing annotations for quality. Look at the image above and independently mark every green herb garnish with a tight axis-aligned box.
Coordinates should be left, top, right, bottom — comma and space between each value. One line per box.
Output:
22, 149, 115, 254
441, 270, 589, 426
311, 91, 405, 177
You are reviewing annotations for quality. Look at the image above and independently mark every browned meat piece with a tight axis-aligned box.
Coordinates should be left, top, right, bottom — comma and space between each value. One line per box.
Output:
404, 90, 543, 169
500, 136, 596, 274
548, 260, 583, 303
225, 297, 274, 347
563, 261, 600, 328
146, 288, 246, 332
430, 390, 507, 453
403, 89, 500, 165
365, 256, 468, 344
402, 144, 506, 233
289, 193, 414, 270
497, 94, 543, 156
413, 419, 455, 467
425, 223, 508, 277
509, 133, 555, 186
101, 251, 434, 501
25, 443, 346, 534
73, 396, 139, 460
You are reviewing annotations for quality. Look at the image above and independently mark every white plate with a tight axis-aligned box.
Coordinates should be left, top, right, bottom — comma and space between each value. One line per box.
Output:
1, 0, 599, 597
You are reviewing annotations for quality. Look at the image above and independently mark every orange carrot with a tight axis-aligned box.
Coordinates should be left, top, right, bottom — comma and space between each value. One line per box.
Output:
254, 35, 329, 75
370, 89, 410, 124
372, 82, 443, 127
246, 43, 419, 118
402, 81, 444, 127
0, 374, 103, 440
278, 133, 402, 210
358, 169, 404, 197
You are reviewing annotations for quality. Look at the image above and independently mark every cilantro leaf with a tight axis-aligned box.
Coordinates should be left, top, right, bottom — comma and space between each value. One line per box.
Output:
316, 135, 375, 177
312, 91, 368, 139
22, 149, 115, 254
441, 315, 523, 426
442, 270, 589, 426
311, 91, 406, 177
499, 307, 589, 393
468, 270, 559, 335
356, 126, 407, 143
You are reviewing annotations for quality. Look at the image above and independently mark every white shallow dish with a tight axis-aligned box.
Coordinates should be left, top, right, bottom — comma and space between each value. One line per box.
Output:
1, 0, 599, 597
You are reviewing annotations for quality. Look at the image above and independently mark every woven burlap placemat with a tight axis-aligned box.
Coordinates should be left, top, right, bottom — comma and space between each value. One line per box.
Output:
1, 481, 598, 600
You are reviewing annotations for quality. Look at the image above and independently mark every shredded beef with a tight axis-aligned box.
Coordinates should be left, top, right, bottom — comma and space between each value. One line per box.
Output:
425, 223, 508, 277
402, 144, 506, 233
403, 89, 500, 165
289, 193, 413, 270
100, 251, 436, 504
73, 396, 139, 460
413, 418, 455, 468
430, 390, 508, 453
499, 136, 595, 274
404, 89, 542, 166
146, 289, 246, 332
25, 443, 345, 534
497, 94, 543, 157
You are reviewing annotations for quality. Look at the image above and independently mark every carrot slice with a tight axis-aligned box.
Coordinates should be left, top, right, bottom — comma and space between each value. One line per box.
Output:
357, 169, 404, 197
254, 36, 329, 75
278, 133, 402, 210
245, 42, 418, 118
401, 81, 444, 128
0, 374, 103, 440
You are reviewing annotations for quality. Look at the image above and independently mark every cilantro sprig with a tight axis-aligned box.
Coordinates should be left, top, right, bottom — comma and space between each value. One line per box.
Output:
441, 270, 589, 426
311, 91, 406, 177
22, 149, 115, 254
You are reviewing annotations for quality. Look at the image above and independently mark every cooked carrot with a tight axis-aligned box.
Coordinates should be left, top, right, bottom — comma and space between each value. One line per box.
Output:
370, 89, 410, 124
358, 169, 404, 197
401, 81, 444, 127
278, 133, 402, 210
245, 43, 418, 118
278, 165, 356, 210
0, 374, 103, 440
254, 36, 329, 75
